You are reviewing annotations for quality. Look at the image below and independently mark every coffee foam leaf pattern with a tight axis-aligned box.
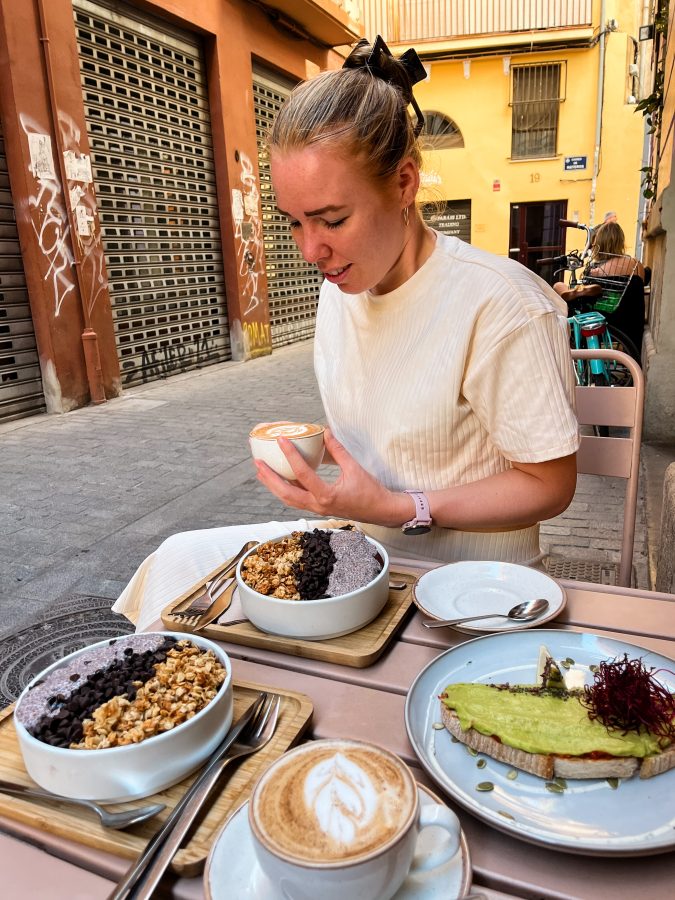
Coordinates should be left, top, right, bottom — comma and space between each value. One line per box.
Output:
250, 422, 323, 439
306, 753, 377, 845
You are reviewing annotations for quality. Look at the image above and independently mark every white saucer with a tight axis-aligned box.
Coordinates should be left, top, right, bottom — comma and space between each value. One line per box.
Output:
413, 560, 565, 633
204, 784, 472, 899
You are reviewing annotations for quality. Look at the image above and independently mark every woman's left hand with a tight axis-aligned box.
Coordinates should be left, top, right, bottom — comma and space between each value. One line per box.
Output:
254, 428, 411, 526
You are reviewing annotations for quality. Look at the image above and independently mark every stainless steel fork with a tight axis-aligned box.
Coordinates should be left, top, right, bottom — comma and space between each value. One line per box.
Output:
170, 540, 257, 627
111, 693, 281, 900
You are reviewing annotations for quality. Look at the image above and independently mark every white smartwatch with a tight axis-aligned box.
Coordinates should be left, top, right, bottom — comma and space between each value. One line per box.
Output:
402, 490, 433, 535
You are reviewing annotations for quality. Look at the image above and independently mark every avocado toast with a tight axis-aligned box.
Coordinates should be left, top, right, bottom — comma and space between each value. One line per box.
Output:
439, 651, 675, 780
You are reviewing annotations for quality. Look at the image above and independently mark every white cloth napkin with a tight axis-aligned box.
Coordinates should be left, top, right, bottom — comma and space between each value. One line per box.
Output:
112, 519, 319, 633
215, 586, 247, 627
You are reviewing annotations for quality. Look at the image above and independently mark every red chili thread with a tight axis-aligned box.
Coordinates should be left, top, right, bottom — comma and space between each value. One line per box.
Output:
581, 654, 675, 741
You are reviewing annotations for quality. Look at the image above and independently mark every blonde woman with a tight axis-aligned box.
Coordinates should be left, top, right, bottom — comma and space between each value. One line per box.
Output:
256, 37, 579, 566
113, 37, 581, 630
588, 222, 646, 282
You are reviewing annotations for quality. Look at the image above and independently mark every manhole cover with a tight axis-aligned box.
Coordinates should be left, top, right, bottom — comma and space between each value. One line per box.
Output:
0, 595, 134, 708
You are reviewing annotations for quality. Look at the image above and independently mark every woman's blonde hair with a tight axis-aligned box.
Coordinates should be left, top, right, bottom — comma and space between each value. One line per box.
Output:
593, 221, 626, 258
268, 41, 422, 180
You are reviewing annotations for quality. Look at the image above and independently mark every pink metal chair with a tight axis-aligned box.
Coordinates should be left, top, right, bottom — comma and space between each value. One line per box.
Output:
547, 349, 644, 587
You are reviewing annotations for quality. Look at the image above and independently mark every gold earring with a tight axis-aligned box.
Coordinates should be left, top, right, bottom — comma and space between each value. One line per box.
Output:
403, 206, 409, 227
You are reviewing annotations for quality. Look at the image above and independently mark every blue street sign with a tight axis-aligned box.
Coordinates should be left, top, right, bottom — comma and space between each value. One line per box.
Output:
564, 156, 587, 171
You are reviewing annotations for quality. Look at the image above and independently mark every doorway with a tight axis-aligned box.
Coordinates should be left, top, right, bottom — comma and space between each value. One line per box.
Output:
509, 201, 567, 285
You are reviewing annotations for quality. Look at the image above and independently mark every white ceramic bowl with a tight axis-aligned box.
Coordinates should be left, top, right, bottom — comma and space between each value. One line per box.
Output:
235, 531, 389, 640
249, 422, 325, 480
14, 632, 233, 802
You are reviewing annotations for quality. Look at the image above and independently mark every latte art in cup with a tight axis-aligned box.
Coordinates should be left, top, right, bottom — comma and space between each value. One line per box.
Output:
250, 740, 417, 864
249, 422, 324, 440
249, 421, 325, 479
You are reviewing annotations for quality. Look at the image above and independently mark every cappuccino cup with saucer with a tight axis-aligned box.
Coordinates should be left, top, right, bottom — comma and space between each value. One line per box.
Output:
248, 739, 461, 900
249, 421, 325, 480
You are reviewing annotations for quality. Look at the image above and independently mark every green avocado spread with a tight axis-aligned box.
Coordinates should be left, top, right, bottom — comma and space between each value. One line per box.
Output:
441, 684, 664, 758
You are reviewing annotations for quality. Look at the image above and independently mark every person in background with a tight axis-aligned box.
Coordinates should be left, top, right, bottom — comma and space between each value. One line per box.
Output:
588, 221, 645, 281
255, 36, 579, 566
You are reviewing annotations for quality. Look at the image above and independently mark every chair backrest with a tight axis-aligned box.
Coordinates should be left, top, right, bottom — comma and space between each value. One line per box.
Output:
571, 349, 644, 586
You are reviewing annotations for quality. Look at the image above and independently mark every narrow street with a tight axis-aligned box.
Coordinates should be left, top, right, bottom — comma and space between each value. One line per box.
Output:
0, 339, 649, 639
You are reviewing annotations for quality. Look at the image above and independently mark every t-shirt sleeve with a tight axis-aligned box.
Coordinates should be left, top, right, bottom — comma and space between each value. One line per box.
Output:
462, 312, 580, 463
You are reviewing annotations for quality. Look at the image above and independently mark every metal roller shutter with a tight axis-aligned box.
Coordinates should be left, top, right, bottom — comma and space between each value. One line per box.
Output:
0, 120, 46, 422
73, 0, 229, 388
253, 69, 323, 348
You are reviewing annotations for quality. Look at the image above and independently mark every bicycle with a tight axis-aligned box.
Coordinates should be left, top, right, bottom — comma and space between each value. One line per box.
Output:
538, 219, 641, 389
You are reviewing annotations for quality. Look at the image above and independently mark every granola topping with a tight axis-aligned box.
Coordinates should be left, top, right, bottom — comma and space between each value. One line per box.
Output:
241, 528, 381, 601
17, 636, 227, 750
71, 641, 225, 749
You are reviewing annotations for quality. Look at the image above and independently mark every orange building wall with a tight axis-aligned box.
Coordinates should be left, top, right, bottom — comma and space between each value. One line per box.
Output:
0, 0, 337, 411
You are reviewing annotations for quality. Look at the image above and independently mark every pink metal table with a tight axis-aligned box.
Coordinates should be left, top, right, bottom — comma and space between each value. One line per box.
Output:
1, 566, 674, 899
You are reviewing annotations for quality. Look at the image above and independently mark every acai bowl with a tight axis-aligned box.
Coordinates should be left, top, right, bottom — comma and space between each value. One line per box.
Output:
13, 631, 233, 802
235, 528, 389, 640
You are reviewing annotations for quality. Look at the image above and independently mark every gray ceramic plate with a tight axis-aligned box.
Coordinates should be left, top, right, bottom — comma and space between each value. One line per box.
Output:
405, 629, 675, 856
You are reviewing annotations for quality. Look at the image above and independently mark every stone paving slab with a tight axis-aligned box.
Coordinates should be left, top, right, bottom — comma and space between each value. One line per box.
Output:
0, 340, 650, 640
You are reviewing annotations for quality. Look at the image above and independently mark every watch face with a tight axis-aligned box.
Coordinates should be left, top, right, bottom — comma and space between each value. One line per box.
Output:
402, 524, 432, 535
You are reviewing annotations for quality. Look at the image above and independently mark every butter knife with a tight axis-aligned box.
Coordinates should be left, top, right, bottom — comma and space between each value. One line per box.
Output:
107, 692, 266, 900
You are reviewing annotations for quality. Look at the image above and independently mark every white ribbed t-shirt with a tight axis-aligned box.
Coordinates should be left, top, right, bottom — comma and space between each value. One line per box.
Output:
314, 232, 580, 565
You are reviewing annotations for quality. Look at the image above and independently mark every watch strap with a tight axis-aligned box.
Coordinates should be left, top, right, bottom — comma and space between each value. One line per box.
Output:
402, 490, 433, 534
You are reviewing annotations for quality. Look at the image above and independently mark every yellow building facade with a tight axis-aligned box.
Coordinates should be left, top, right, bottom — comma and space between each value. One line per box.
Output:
371, 1, 650, 268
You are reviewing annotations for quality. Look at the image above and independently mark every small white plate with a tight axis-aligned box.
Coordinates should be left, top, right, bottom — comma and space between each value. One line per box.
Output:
413, 561, 565, 632
204, 784, 472, 899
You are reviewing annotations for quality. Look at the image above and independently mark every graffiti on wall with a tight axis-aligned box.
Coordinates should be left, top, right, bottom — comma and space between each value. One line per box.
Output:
20, 112, 108, 318
120, 333, 220, 385
242, 319, 271, 353
58, 111, 108, 318
21, 114, 75, 316
232, 151, 271, 355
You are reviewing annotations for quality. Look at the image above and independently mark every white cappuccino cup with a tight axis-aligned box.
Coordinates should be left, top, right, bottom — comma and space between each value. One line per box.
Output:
249, 421, 325, 480
248, 739, 460, 900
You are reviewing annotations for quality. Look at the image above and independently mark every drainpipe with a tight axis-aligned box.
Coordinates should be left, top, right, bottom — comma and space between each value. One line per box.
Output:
589, 0, 608, 228
35, 0, 106, 404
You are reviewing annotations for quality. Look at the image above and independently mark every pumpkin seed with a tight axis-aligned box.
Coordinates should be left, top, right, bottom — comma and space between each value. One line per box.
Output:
554, 777, 568, 789
476, 781, 494, 792
607, 777, 620, 790
498, 810, 515, 820
432, 722, 445, 730
545, 782, 565, 793
467, 746, 478, 757
506, 769, 518, 780
477, 758, 486, 768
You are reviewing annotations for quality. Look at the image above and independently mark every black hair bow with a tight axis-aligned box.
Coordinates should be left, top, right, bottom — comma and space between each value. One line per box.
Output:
343, 35, 427, 136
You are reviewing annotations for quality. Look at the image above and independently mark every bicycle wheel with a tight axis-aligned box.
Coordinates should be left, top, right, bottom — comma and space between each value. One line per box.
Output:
603, 327, 639, 387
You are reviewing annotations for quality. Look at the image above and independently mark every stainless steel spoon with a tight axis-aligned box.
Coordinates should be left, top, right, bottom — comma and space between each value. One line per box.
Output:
0, 779, 166, 829
422, 597, 550, 629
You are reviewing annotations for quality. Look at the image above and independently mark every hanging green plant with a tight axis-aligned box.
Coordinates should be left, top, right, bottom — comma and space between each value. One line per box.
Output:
635, 1, 669, 198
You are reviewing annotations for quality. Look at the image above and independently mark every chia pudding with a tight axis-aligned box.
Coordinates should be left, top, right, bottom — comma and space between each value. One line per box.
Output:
240, 528, 382, 600
15, 633, 227, 750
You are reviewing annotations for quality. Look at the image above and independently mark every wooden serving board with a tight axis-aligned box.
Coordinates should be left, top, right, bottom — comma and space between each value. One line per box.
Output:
162, 569, 418, 668
0, 680, 312, 877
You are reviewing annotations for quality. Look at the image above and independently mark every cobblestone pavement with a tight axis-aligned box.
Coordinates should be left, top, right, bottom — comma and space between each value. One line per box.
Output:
0, 340, 648, 637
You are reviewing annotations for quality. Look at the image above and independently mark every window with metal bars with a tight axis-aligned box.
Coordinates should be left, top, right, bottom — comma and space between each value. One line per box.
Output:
511, 63, 565, 159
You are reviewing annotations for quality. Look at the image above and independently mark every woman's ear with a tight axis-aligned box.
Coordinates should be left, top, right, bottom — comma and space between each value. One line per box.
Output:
396, 156, 420, 209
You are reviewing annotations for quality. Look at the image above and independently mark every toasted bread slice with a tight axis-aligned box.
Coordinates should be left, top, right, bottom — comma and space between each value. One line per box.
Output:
440, 704, 674, 780
640, 745, 675, 778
